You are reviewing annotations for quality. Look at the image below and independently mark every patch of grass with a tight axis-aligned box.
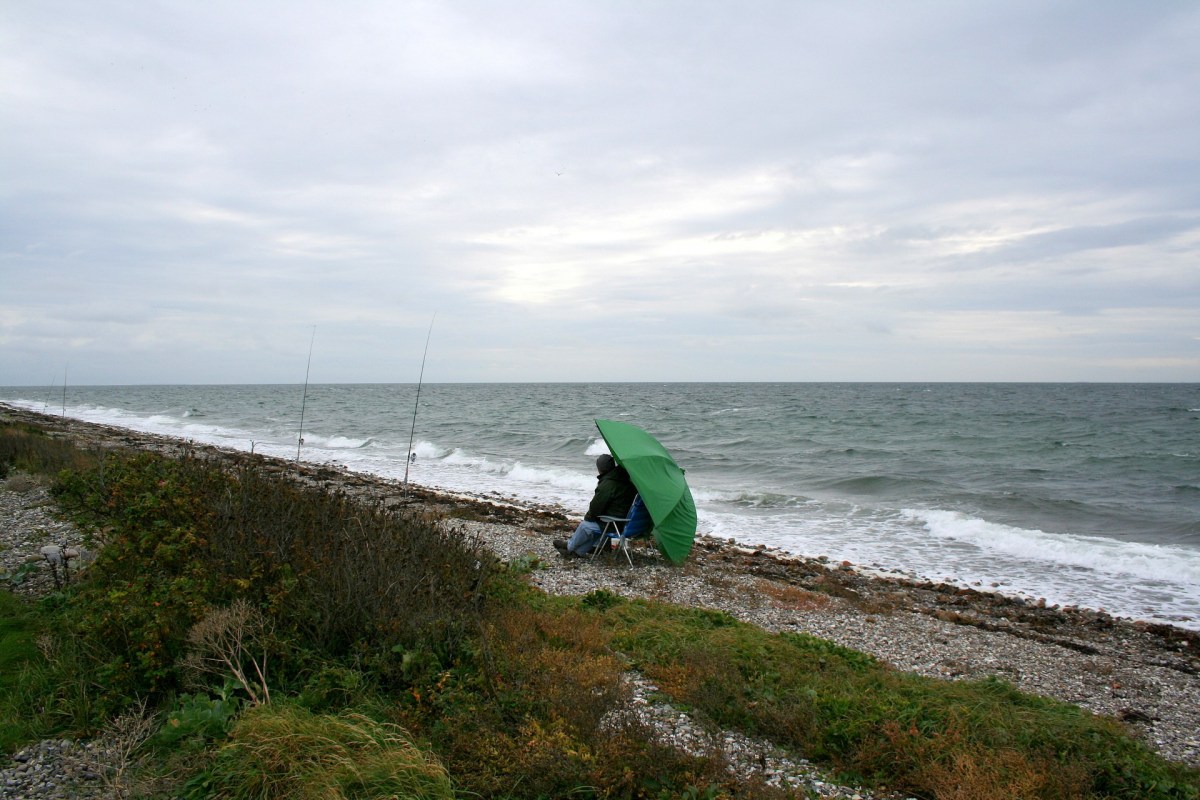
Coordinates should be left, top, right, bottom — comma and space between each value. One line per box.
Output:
598, 598, 1200, 800
757, 579, 832, 612
194, 704, 454, 800
0, 591, 96, 750
0, 423, 100, 477
0, 591, 45, 751
406, 601, 767, 799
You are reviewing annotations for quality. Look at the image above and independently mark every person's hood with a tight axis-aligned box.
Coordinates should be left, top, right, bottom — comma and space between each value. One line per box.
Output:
595, 453, 616, 475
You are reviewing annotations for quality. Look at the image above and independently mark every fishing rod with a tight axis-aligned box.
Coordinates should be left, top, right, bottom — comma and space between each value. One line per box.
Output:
296, 327, 316, 463
403, 314, 436, 496
61, 365, 67, 417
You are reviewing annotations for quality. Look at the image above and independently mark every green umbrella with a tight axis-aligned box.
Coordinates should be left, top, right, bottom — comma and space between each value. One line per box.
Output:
595, 419, 697, 564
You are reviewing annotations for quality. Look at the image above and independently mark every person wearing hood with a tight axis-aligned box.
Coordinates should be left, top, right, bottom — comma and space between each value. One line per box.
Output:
554, 453, 637, 557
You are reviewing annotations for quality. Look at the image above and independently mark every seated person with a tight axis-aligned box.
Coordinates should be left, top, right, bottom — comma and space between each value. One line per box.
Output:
553, 454, 637, 557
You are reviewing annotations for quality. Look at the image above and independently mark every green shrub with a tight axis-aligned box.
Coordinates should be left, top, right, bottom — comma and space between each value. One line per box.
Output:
52, 453, 230, 712
50, 448, 498, 718
297, 664, 372, 713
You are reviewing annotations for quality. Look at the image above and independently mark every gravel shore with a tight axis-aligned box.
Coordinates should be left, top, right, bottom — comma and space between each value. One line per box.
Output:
2, 405, 1198, 798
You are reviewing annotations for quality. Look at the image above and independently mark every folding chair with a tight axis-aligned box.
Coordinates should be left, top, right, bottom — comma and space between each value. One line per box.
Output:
594, 513, 633, 565
593, 495, 650, 566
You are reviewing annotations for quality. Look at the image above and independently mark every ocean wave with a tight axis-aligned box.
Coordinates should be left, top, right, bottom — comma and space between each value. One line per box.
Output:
410, 440, 451, 459
903, 509, 1200, 586
707, 489, 815, 509
302, 434, 375, 450
820, 474, 943, 496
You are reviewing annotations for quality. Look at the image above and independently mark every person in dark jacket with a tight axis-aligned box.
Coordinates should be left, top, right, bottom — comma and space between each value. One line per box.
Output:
554, 453, 637, 557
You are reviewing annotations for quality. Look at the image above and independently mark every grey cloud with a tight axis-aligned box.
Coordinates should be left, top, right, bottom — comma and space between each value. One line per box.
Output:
2, 1, 1198, 384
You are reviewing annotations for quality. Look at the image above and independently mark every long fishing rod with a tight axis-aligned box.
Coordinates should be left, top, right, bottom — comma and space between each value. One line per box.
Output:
61, 365, 67, 417
403, 314, 436, 495
296, 327, 316, 463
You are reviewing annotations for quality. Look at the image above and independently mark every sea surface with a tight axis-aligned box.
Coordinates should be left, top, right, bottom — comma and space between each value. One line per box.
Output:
3, 382, 1198, 629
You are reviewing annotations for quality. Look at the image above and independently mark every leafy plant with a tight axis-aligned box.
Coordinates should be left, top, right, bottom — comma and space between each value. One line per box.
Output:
156, 684, 240, 747
1, 562, 40, 588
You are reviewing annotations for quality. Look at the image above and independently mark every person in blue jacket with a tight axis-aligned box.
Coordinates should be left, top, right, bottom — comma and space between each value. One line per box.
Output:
554, 453, 636, 557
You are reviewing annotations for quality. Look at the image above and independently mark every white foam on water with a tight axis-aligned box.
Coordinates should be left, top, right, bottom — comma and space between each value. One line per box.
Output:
906, 509, 1200, 586
698, 499, 1200, 630
301, 433, 374, 450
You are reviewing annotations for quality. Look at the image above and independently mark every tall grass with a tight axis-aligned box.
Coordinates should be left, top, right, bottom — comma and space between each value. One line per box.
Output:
0, 591, 48, 751
195, 705, 454, 800
0, 421, 100, 478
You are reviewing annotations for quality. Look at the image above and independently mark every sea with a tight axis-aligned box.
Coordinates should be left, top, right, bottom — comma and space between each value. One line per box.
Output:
2, 382, 1197, 630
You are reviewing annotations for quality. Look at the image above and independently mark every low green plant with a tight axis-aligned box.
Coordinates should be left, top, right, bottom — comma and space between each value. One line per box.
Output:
156, 681, 241, 747
0, 591, 45, 751
196, 704, 454, 800
297, 664, 372, 713
506, 553, 544, 575
1, 561, 40, 588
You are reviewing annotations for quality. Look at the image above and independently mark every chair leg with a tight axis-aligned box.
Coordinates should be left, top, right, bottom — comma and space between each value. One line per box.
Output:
615, 535, 633, 566
593, 521, 617, 560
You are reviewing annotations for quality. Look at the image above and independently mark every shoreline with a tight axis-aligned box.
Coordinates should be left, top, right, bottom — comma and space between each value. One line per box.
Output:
2, 403, 1199, 769
4, 396, 1194, 632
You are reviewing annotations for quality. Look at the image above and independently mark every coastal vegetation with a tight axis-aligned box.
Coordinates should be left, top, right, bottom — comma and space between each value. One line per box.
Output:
1, 420, 1198, 799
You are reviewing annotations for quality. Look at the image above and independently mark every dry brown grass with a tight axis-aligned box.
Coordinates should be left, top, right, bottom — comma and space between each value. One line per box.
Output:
757, 579, 833, 611
0, 472, 48, 493
184, 600, 273, 705
487, 606, 626, 732
921, 745, 1090, 799
862, 720, 1091, 800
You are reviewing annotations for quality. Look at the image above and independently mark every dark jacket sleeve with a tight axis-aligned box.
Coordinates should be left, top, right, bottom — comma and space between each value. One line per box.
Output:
585, 468, 636, 521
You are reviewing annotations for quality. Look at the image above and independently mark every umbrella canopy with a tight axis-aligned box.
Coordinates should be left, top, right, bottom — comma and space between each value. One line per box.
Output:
594, 419, 696, 564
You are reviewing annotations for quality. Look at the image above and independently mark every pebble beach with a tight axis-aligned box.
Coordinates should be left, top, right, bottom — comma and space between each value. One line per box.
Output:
2, 404, 1198, 798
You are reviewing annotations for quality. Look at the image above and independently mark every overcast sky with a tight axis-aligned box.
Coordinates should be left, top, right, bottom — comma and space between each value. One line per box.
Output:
2, 1, 1198, 385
